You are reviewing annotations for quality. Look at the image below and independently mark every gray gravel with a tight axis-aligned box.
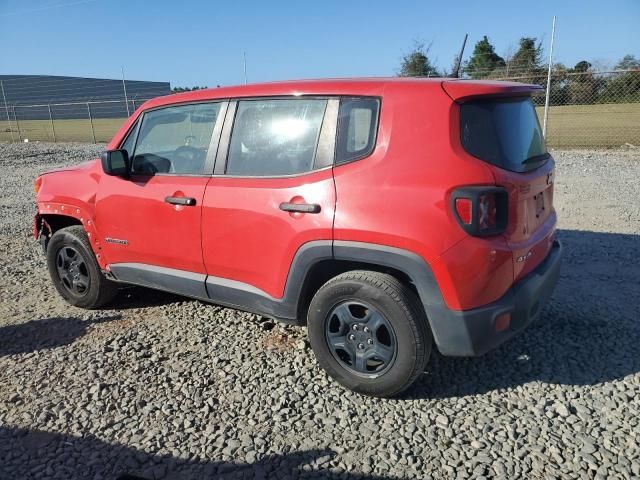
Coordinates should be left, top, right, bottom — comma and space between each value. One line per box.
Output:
1, 142, 639, 479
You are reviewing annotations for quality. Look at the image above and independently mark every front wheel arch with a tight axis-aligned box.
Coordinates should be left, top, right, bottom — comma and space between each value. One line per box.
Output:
36, 214, 83, 252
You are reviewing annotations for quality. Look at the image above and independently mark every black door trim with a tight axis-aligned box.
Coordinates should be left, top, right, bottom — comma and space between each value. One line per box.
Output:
108, 241, 447, 334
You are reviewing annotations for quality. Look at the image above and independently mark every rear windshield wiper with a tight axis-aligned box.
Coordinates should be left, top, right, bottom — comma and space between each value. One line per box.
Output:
522, 153, 550, 164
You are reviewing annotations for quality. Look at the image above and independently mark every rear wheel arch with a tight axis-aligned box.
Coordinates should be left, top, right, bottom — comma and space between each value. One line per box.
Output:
294, 258, 419, 324
287, 241, 447, 327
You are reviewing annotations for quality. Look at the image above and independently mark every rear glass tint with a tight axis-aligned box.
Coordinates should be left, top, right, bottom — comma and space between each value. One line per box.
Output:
460, 97, 548, 172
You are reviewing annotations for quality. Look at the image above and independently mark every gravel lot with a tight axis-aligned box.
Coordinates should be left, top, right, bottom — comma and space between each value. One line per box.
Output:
1, 142, 639, 480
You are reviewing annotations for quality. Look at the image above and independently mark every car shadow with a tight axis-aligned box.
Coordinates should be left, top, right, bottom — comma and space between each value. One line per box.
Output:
0, 314, 121, 357
0, 425, 401, 480
109, 286, 182, 310
406, 228, 640, 399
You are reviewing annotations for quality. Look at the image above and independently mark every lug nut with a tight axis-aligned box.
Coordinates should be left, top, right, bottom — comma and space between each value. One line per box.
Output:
349, 334, 356, 341
357, 343, 365, 350
367, 339, 374, 345
363, 326, 370, 333
352, 324, 359, 331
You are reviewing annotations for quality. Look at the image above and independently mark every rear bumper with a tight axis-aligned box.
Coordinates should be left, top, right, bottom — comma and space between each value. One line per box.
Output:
428, 239, 563, 356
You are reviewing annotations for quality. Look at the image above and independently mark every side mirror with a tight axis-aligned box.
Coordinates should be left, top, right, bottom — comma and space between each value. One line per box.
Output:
101, 149, 130, 177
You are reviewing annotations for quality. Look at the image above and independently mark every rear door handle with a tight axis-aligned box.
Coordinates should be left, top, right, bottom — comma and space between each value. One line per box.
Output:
279, 202, 321, 214
165, 196, 196, 206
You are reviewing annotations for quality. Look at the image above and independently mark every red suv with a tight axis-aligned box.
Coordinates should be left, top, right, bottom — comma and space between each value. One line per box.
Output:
34, 78, 562, 397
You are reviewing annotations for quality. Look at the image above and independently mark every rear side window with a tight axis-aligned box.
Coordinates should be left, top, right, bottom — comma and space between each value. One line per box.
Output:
460, 97, 548, 173
336, 98, 380, 164
226, 98, 327, 176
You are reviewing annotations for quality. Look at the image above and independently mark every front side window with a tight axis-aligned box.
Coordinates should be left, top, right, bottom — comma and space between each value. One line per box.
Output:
336, 98, 380, 164
131, 103, 221, 175
226, 98, 327, 176
120, 121, 138, 157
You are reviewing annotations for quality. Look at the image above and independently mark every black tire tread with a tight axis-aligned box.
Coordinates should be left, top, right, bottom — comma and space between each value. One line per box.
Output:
309, 270, 432, 397
47, 226, 118, 309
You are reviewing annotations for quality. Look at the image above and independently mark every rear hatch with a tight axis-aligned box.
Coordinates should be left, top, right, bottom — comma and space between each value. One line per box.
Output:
443, 81, 557, 282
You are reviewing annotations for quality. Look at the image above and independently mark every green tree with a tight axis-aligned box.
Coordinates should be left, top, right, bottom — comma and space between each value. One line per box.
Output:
600, 55, 640, 103
171, 86, 208, 93
510, 37, 545, 82
398, 42, 440, 77
547, 62, 570, 106
566, 61, 604, 105
615, 54, 640, 70
572, 60, 592, 73
463, 36, 505, 79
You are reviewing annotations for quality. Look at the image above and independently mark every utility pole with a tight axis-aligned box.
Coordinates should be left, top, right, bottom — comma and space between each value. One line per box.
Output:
1, 80, 15, 142
453, 33, 468, 78
243, 52, 248, 85
121, 66, 130, 116
543, 16, 556, 139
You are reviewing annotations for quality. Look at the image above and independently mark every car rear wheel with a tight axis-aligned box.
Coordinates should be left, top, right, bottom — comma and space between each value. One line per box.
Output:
46, 226, 118, 309
307, 271, 432, 397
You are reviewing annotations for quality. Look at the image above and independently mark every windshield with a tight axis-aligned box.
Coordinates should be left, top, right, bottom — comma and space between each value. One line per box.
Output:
460, 97, 548, 172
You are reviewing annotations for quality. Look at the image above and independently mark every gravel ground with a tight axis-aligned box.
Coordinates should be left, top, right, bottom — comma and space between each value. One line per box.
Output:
0, 142, 639, 480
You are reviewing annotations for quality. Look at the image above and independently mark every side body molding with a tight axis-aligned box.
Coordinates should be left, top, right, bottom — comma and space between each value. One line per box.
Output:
108, 241, 450, 349
204, 241, 333, 321
108, 241, 334, 323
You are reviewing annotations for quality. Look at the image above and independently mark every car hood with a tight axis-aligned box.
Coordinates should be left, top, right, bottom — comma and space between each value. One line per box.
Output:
40, 159, 97, 176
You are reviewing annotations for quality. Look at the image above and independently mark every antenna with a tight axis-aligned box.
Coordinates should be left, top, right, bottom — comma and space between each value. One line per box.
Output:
453, 34, 468, 78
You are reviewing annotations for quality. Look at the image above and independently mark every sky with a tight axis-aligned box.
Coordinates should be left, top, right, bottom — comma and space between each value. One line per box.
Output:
0, 0, 638, 87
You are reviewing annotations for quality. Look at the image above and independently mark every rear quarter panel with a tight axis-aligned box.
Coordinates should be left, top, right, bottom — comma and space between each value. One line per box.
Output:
333, 82, 508, 310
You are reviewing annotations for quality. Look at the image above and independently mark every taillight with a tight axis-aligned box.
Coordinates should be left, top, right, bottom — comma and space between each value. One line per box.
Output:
454, 198, 473, 224
34, 176, 43, 194
451, 186, 508, 236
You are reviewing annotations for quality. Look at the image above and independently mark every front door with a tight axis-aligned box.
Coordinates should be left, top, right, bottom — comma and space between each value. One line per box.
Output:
201, 98, 338, 301
95, 101, 226, 297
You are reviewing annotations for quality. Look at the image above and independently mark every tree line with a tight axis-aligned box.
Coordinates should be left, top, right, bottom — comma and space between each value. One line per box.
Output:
399, 37, 639, 105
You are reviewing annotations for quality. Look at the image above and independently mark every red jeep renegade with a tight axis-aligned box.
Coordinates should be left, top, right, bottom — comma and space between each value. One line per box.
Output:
34, 78, 562, 397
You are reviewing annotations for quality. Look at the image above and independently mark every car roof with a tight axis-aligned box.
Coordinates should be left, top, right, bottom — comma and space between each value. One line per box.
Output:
139, 77, 542, 110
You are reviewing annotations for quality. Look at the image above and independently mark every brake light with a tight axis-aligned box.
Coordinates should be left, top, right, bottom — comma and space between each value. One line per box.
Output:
34, 176, 43, 194
451, 186, 508, 236
454, 198, 472, 224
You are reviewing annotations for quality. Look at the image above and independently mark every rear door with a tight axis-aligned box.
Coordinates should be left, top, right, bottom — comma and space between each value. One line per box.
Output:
201, 97, 338, 300
95, 101, 226, 296
458, 95, 557, 281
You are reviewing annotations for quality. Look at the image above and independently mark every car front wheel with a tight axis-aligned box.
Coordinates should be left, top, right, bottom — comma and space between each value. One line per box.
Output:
46, 225, 118, 309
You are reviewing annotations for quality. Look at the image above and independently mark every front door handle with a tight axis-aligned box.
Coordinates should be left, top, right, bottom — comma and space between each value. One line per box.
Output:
279, 202, 321, 214
165, 196, 196, 206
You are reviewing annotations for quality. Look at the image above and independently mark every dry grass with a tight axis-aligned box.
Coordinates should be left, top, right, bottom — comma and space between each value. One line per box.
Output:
536, 103, 640, 148
0, 118, 124, 143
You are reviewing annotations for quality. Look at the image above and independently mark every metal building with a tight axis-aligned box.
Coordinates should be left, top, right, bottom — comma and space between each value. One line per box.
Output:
0, 74, 171, 119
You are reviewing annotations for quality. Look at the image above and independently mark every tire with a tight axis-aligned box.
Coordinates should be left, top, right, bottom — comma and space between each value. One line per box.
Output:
46, 225, 118, 309
307, 270, 432, 397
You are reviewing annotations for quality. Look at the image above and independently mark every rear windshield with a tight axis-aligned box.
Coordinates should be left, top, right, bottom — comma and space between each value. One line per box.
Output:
460, 97, 548, 172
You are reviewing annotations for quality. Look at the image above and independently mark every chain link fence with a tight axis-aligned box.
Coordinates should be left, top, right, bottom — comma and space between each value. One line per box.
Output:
1, 70, 639, 147
0, 98, 150, 144
492, 69, 640, 148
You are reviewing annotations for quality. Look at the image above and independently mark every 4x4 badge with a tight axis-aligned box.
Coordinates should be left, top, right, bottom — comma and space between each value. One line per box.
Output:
105, 237, 128, 245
